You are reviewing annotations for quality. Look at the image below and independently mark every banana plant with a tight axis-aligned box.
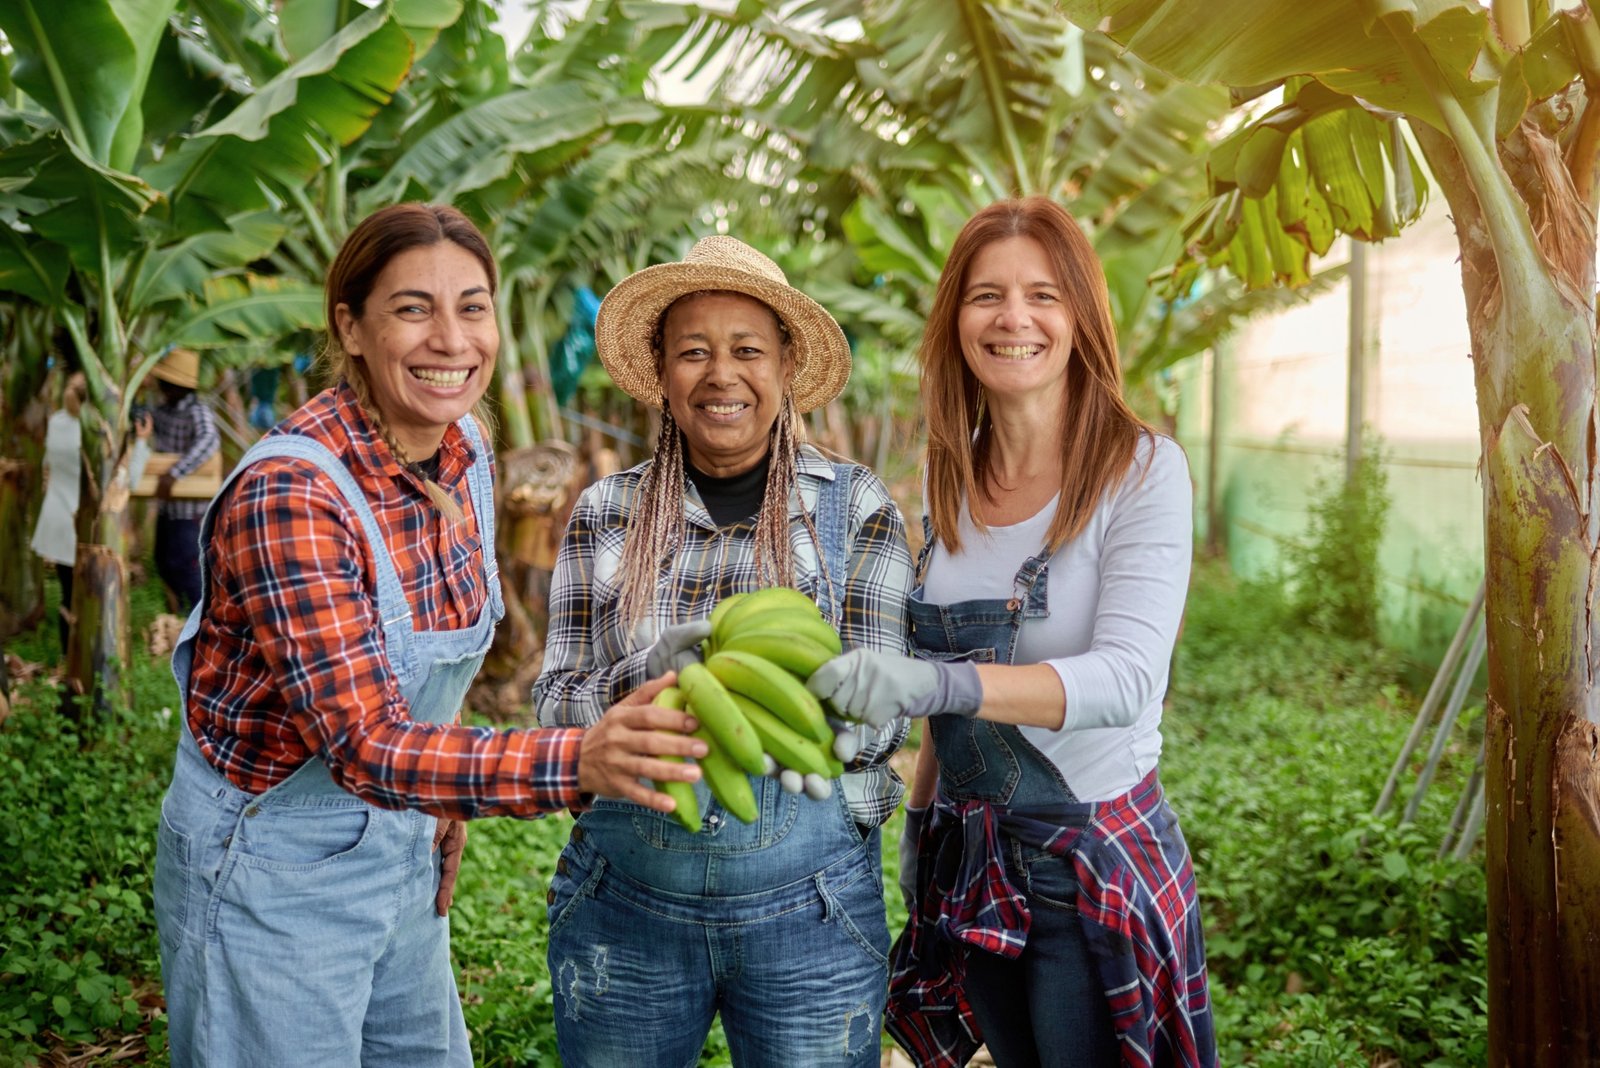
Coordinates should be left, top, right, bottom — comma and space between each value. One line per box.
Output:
657, 0, 1344, 402
0, 0, 459, 710
0, 302, 58, 639
1053, 0, 1600, 1060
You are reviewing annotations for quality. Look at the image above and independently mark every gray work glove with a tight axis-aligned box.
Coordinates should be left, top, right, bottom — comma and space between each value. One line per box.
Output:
641, 619, 713, 678
806, 649, 983, 729
898, 804, 927, 913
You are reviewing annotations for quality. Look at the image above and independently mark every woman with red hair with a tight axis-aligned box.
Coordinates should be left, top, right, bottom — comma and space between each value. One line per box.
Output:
811, 197, 1216, 1067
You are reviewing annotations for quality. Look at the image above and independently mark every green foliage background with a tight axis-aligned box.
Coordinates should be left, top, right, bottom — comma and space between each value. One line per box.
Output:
0, 559, 1486, 1066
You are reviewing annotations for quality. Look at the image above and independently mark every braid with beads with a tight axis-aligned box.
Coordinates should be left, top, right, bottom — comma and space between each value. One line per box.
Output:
339, 363, 466, 525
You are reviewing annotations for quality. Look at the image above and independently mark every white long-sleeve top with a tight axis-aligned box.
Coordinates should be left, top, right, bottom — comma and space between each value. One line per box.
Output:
31, 411, 151, 566
920, 434, 1192, 802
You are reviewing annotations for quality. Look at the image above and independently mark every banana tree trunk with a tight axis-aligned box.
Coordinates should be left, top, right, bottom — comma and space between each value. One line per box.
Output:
495, 278, 535, 451
0, 322, 53, 640
1418, 121, 1600, 1066
517, 285, 562, 444
0, 454, 45, 638
63, 406, 139, 718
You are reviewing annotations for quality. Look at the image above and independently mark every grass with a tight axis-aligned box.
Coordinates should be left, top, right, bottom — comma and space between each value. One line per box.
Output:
0, 560, 1484, 1066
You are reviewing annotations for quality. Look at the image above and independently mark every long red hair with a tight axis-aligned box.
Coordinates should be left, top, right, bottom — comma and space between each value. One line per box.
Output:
922, 197, 1155, 554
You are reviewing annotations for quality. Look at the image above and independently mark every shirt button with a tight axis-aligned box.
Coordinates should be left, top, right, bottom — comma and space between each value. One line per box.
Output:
571, 825, 585, 843
556, 857, 569, 876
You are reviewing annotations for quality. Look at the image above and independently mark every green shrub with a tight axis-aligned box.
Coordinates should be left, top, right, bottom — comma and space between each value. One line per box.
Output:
1165, 564, 1486, 1065
1282, 445, 1390, 641
1, 561, 1487, 1066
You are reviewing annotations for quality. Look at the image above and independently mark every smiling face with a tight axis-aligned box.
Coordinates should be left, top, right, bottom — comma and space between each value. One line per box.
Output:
956, 234, 1074, 406
335, 241, 498, 460
658, 291, 793, 478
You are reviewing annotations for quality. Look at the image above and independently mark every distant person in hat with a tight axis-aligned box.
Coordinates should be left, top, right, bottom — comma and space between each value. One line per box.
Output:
532, 236, 915, 1066
146, 346, 220, 612
153, 204, 707, 1067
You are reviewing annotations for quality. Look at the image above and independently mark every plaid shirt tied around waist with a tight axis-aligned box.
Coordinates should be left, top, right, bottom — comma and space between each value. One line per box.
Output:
887, 769, 1217, 1068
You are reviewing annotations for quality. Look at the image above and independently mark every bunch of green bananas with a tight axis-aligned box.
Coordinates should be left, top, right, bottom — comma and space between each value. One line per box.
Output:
653, 588, 848, 831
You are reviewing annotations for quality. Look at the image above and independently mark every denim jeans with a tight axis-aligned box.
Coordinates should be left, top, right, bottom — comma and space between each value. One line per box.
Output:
549, 786, 890, 1067
962, 840, 1119, 1068
155, 515, 204, 613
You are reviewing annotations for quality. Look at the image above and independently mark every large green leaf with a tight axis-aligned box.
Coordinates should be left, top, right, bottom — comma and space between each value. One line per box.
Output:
130, 210, 292, 307
143, 8, 417, 219
0, 131, 160, 276
1056, 0, 1495, 131
0, 0, 138, 162
0, 224, 72, 303
369, 83, 659, 202
106, 0, 184, 170
842, 197, 943, 284
156, 273, 324, 348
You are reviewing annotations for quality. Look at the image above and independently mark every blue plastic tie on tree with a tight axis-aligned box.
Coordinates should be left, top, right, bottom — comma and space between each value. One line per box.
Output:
550, 285, 602, 407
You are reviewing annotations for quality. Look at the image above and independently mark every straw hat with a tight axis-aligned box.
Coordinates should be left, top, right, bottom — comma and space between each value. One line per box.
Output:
149, 347, 200, 390
595, 236, 850, 413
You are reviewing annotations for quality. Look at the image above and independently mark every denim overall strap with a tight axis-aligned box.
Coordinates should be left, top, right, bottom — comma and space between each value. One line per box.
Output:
169, 436, 414, 722
808, 463, 853, 627
910, 532, 1074, 807
455, 415, 503, 621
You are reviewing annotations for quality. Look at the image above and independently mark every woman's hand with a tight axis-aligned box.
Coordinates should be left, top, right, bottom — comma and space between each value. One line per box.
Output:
432, 818, 467, 917
577, 674, 708, 811
806, 649, 983, 728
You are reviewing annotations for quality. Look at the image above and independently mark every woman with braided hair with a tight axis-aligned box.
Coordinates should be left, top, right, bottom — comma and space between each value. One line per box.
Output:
533, 236, 915, 1065
152, 203, 706, 1067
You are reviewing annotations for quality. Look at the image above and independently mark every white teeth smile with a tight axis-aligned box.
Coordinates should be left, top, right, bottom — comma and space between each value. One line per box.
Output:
703, 403, 748, 414
990, 345, 1042, 359
412, 368, 470, 386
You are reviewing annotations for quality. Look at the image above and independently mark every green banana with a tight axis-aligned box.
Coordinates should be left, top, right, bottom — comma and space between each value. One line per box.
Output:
651, 686, 701, 833
705, 650, 833, 748
720, 607, 842, 656
679, 662, 767, 777
720, 629, 835, 680
708, 592, 749, 639
693, 728, 758, 823
728, 693, 833, 778
714, 587, 820, 642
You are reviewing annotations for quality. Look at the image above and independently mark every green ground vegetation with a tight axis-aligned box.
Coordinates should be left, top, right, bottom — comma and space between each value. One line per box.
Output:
1, 555, 1484, 1065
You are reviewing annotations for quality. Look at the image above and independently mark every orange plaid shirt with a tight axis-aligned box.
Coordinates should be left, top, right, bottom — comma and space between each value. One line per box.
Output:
185, 383, 582, 819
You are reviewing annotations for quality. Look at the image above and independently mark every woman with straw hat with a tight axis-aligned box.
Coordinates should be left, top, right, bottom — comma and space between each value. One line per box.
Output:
533, 235, 915, 1066
152, 204, 707, 1067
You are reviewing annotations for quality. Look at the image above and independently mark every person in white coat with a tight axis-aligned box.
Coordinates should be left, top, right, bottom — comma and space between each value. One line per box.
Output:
30, 372, 150, 653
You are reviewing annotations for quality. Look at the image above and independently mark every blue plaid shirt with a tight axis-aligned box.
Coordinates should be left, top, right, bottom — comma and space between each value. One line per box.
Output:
534, 445, 916, 827
151, 391, 220, 520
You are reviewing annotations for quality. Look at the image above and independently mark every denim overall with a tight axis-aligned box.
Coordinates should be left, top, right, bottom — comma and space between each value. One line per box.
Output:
153, 418, 503, 1068
908, 518, 1121, 1065
547, 466, 890, 1068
